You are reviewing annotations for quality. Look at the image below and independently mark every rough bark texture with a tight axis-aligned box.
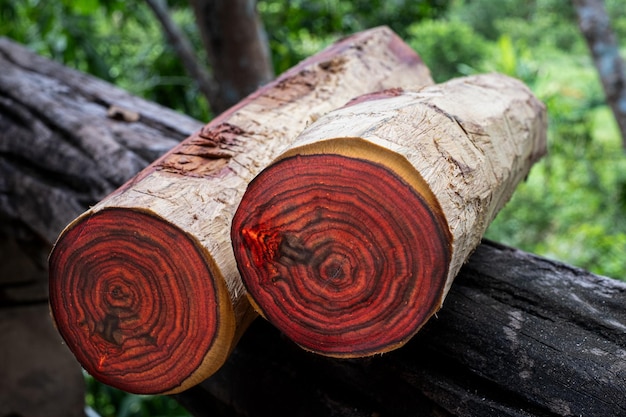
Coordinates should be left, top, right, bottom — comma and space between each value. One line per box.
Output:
0, 36, 201, 250
232, 74, 547, 357
48, 27, 435, 394
189, 0, 275, 113
573, 0, 626, 149
175, 240, 626, 417
0, 36, 202, 416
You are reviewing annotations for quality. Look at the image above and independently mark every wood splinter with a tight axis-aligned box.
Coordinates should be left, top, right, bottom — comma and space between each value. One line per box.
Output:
48, 26, 434, 395
232, 73, 547, 357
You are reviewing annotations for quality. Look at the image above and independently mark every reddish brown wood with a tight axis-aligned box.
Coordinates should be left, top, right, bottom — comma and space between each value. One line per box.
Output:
49, 208, 230, 394
232, 152, 451, 356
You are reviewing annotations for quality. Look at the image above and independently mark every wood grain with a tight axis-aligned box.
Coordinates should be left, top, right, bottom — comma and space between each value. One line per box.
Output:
233, 150, 450, 356
49, 208, 230, 394
232, 74, 547, 357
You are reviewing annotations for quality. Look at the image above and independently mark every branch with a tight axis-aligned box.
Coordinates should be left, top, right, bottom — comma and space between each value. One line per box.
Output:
145, 0, 218, 112
189, 0, 275, 113
573, 0, 626, 149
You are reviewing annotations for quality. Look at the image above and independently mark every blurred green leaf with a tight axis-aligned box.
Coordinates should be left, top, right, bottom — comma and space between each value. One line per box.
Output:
406, 19, 488, 82
496, 34, 517, 76
64, 0, 99, 15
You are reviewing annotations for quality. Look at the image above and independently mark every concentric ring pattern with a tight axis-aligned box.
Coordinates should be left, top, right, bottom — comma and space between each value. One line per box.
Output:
232, 153, 451, 356
49, 208, 219, 394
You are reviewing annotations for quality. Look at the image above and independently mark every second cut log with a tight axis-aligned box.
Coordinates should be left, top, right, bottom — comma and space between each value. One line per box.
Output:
232, 73, 548, 357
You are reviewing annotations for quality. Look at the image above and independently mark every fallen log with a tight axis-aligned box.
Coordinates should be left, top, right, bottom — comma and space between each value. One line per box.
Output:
231, 74, 547, 357
0, 35, 203, 417
175, 240, 626, 417
47, 26, 435, 394
0, 38, 200, 250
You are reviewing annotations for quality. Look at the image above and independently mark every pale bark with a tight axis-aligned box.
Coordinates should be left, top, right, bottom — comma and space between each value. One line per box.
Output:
284, 73, 546, 300
49, 26, 434, 394
237, 73, 546, 356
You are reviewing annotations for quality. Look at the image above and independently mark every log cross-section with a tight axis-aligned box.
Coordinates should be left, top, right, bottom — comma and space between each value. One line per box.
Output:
49, 208, 226, 391
232, 74, 547, 357
48, 26, 434, 395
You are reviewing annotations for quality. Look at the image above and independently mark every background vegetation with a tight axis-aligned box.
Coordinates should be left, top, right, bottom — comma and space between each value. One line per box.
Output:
1, 0, 625, 415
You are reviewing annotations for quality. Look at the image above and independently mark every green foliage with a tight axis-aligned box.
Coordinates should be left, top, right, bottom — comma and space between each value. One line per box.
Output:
85, 375, 188, 417
486, 112, 626, 279
0, 0, 210, 121
258, 0, 449, 74
448, 0, 536, 40
406, 19, 488, 82
483, 46, 626, 280
606, 0, 626, 40
422, 0, 626, 281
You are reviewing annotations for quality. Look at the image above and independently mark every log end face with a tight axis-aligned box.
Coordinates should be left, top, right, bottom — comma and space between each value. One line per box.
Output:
232, 146, 451, 357
49, 208, 234, 394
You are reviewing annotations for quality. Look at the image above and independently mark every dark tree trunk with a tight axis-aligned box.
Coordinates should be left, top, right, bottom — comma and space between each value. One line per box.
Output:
573, 0, 626, 149
189, 0, 274, 113
0, 37, 202, 250
0, 36, 202, 416
175, 240, 626, 417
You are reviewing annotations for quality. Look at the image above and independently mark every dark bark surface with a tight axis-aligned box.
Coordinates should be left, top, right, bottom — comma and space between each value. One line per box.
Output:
176, 240, 626, 417
0, 36, 202, 300
0, 37, 202, 416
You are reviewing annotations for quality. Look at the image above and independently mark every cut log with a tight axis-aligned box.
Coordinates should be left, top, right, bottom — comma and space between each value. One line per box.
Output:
48, 26, 435, 395
176, 240, 626, 417
232, 74, 547, 357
